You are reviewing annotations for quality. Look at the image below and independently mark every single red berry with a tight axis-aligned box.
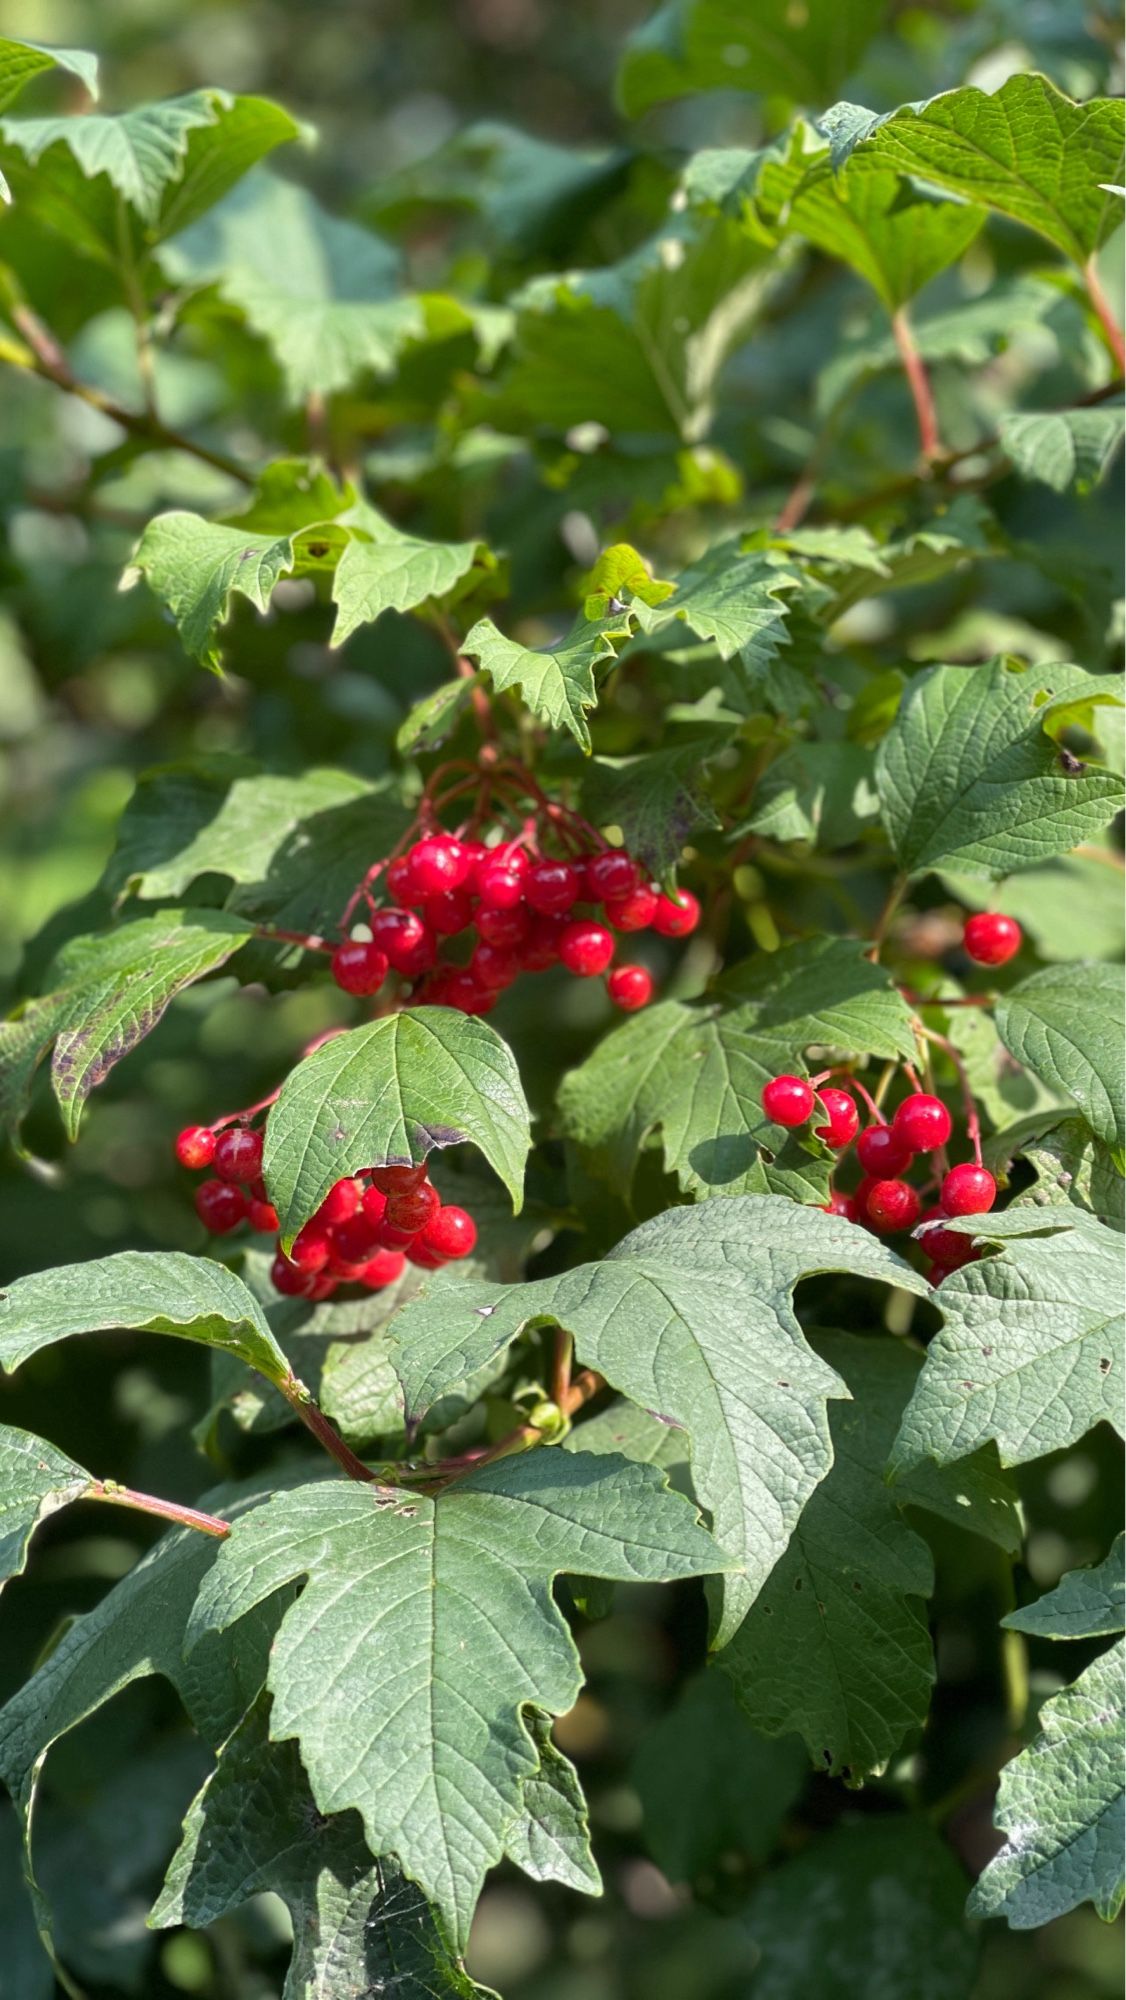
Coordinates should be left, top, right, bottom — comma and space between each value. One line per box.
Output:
522, 915, 567, 971
823, 1190, 861, 1223
331, 940, 389, 997
409, 835, 472, 896
290, 1222, 332, 1273
378, 1216, 424, 1251
761, 1075, 815, 1127
368, 908, 434, 977
865, 1178, 921, 1232
607, 964, 654, 1012
368, 1162, 427, 1196
893, 1093, 953, 1153
307, 1273, 338, 1302
476, 850, 529, 910
476, 904, 529, 949
461, 840, 489, 886
471, 941, 522, 990
587, 849, 641, 902
560, 919, 615, 977
604, 884, 659, 932
213, 1128, 264, 1185
270, 1251, 317, 1297
813, 1087, 859, 1149
423, 890, 475, 937
194, 1179, 247, 1234
248, 1197, 280, 1233
917, 1206, 981, 1270
941, 1163, 996, 1216
385, 1181, 440, 1233
330, 1213, 382, 1267
407, 1240, 446, 1270
963, 913, 1022, 967
387, 853, 422, 905
315, 1177, 362, 1226
526, 859, 582, 916
175, 1124, 215, 1170
652, 888, 700, 938
360, 1184, 388, 1227
418, 1203, 477, 1260
359, 1249, 406, 1289
856, 1124, 912, 1177
443, 969, 496, 1014
854, 1177, 878, 1229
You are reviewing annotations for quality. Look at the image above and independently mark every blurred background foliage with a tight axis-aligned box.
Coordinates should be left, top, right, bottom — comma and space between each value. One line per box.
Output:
0, 1, 1122, 1995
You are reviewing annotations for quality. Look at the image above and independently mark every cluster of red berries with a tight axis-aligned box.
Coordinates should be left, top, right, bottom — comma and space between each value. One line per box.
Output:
330, 833, 700, 1018
175, 1124, 475, 1301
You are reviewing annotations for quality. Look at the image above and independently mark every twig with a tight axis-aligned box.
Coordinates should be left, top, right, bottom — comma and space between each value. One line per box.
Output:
281, 1377, 379, 1483
1085, 255, 1126, 374
551, 1329, 573, 1409
891, 306, 941, 460
84, 1480, 229, 1537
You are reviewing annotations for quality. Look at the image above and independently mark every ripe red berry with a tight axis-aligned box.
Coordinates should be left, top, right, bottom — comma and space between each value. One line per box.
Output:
248, 1197, 280, 1233
368, 1163, 427, 1196
823, 1190, 861, 1223
175, 1124, 215, 1170
526, 859, 581, 915
607, 964, 653, 1011
865, 1178, 921, 1232
604, 884, 659, 932
443, 969, 495, 1014
378, 1216, 424, 1251
213, 1128, 264, 1185
652, 888, 700, 938
893, 1093, 953, 1153
290, 1222, 332, 1272
587, 850, 641, 902
941, 1163, 996, 1216
307, 1273, 338, 1302
331, 939, 389, 997
359, 1249, 406, 1290
409, 835, 472, 896
471, 941, 522, 990
761, 1075, 814, 1127
417, 1203, 477, 1261
194, 1179, 247, 1234
360, 1184, 388, 1227
387, 854, 422, 905
368, 908, 435, 978
522, 915, 567, 971
917, 1206, 981, 1271
270, 1251, 317, 1297
476, 904, 529, 949
385, 1181, 440, 1233
476, 850, 529, 910
963, 912, 1022, 966
813, 1087, 859, 1149
559, 919, 615, 977
423, 890, 475, 937
330, 1213, 382, 1267
315, 1177, 362, 1226
856, 1124, 912, 1177
407, 1240, 445, 1270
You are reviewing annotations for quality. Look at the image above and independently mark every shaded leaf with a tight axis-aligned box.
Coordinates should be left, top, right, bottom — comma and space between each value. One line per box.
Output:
0, 1425, 89, 1596
617, 0, 886, 120
503, 1711, 601, 1896
1005, 1535, 1125, 1641
632, 1674, 806, 1881
580, 742, 725, 878
995, 962, 1124, 1152
1000, 404, 1125, 494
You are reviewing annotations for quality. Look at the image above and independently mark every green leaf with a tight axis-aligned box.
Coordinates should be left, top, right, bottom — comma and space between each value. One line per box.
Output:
558, 939, 916, 1203
0, 1251, 293, 1388
616, 0, 886, 119
1004, 1114, 1125, 1231
503, 1710, 601, 1897
820, 76, 1126, 266
742, 1814, 978, 1998
875, 658, 1125, 878
397, 678, 481, 757
1005, 1535, 1125, 1641
0, 38, 98, 114
631, 540, 798, 676
581, 543, 675, 620
263, 1008, 531, 1245
462, 613, 625, 752
995, 962, 1125, 1152
745, 741, 879, 849
580, 743, 724, 878
1000, 404, 1125, 494
388, 1196, 929, 1645
185, 1451, 724, 1946
969, 1641, 1125, 1928
0, 1807, 52, 2000
153, 1699, 486, 1999
892, 1210, 1124, 1472
0, 1425, 89, 1595
632, 1674, 806, 1881
159, 169, 423, 403
0, 909, 255, 1141
331, 498, 490, 647
123, 510, 347, 670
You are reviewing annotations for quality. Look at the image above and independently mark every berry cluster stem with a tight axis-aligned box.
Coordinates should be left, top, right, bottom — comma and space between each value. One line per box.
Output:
282, 1376, 380, 1482
84, 1479, 230, 1538
916, 1022, 983, 1166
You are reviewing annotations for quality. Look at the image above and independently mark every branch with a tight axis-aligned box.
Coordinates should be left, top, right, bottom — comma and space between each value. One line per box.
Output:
84, 1479, 229, 1538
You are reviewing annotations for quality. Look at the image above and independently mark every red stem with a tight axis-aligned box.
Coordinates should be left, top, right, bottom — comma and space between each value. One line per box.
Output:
892, 308, 941, 460
281, 1377, 379, 1482
917, 1022, 983, 1166
85, 1481, 229, 1538
1085, 256, 1126, 374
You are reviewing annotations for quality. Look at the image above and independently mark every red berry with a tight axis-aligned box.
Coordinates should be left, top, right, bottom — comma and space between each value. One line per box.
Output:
893, 1093, 953, 1153
522, 915, 567, 971
360, 1184, 388, 1226
385, 1181, 440, 1233
331, 940, 389, 997
856, 1124, 912, 1177
290, 1222, 332, 1273
248, 1197, 280, 1233
213, 1128, 264, 1185
607, 964, 654, 1011
652, 889, 700, 938
175, 1124, 215, 1170
761, 1075, 814, 1127
471, 941, 522, 990
331, 1213, 382, 1267
418, 1204, 477, 1261
963, 913, 1022, 967
526, 859, 581, 915
941, 1163, 996, 1216
369, 909, 436, 977
387, 854, 422, 905
270, 1251, 317, 1297
587, 850, 641, 902
307, 1273, 338, 1302
195, 1179, 247, 1234
407, 1240, 446, 1270
316, 1177, 362, 1226
378, 1216, 424, 1251
476, 904, 529, 949
368, 1163, 428, 1195
560, 919, 615, 977
477, 850, 529, 910
865, 1178, 921, 1232
823, 1190, 861, 1223
917, 1206, 981, 1270
443, 969, 495, 1014
604, 884, 659, 932
359, 1249, 406, 1289
813, 1087, 859, 1149
409, 835, 472, 895
423, 890, 475, 937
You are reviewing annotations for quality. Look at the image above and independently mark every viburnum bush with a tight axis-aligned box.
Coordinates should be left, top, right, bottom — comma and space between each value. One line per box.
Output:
0, 10, 1123, 1998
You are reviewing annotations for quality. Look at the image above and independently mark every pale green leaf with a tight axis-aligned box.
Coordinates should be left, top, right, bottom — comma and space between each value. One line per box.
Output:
630, 540, 798, 672
969, 1641, 1125, 1927
632, 1674, 806, 1881
1000, 404, 1125, 494
0, 38, 98, 114
876, 658, 1125, 878
1003, 1114, 1125, 1232
262, 1008, 532, 1244
185, 1452, 724, 1945
995, 962, 1125, 1151
331, 498, 489, 647
388, 1195, 929, 1644
1005, 1535, 1125, 1641
616, 0, 886, 119
503, 1711, 601, 1897
397, 679, 481, 757
462, 614, 624, 752
0, 1426, 89, 1595
123, 510, 347, 670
